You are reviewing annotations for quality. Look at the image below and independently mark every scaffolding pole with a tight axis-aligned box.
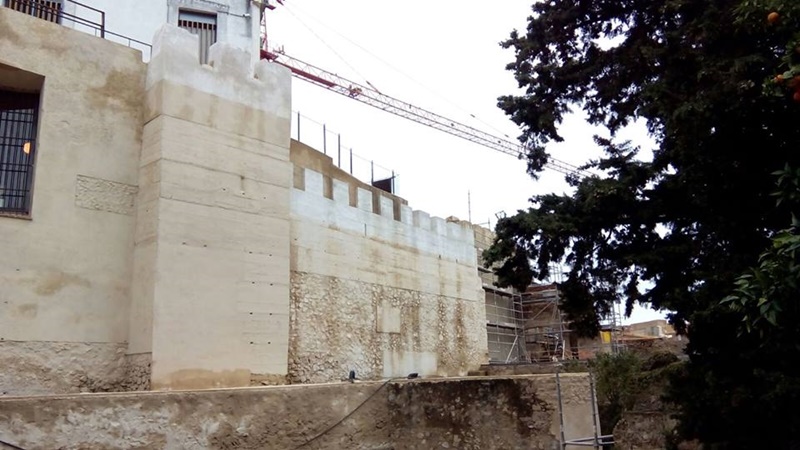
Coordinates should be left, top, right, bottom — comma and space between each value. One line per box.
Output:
557, 371, 615, 449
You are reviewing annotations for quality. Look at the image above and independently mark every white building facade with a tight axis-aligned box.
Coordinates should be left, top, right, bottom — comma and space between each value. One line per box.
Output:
3, 0, 263, 62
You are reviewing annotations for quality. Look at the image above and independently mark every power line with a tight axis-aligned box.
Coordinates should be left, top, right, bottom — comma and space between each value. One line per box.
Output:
282, 3, 375, 89
284, 1, 515, 138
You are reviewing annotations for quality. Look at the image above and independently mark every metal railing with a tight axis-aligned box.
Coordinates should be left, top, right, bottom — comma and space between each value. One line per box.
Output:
292, 110, 398, 193
4, 0, 104, 36
3, 0, 152, 59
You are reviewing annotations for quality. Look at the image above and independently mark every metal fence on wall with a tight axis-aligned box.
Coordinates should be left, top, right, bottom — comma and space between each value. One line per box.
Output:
291, 111, 398, 194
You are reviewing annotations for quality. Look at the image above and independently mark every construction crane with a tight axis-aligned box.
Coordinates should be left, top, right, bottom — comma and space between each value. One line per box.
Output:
260, 4, 590, 178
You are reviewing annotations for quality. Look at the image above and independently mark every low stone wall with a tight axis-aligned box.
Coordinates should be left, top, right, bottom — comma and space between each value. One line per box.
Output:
0, 374, 595, 450
0, 341, 129, 396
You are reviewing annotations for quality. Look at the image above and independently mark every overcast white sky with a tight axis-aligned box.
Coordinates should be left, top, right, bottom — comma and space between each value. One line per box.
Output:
265, 0, 665, 324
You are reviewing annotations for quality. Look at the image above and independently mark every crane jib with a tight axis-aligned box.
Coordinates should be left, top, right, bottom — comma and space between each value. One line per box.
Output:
259, 49, 588, 178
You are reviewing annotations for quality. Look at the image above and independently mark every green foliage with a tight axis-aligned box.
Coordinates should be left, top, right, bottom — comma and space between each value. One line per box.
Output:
592, 351, 685, 443
489, 0, 800, 447
737, 1, 800, 99
561, 359, 590, 373
641, 350, 679, 372
592, 352, 642, 433
721, 228, 800, 337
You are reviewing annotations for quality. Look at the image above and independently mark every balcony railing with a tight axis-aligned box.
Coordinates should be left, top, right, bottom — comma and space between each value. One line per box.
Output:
3, 0, 152, 59
4, 0, 105, 37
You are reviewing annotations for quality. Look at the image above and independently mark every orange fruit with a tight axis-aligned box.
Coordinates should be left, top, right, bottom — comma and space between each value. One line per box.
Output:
768, 12, 779, 24
793, 91, 800, 103
775, 74, 785, 83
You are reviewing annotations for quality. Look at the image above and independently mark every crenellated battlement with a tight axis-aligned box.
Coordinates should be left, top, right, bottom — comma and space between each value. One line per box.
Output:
293, 167, 476, 252
145, 25, 291, 146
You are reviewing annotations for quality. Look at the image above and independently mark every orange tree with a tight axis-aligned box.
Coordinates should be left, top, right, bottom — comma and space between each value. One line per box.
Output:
487, 0, 800, 447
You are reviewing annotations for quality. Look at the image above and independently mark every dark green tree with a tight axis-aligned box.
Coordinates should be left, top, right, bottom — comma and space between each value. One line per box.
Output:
486, 0, 800, 447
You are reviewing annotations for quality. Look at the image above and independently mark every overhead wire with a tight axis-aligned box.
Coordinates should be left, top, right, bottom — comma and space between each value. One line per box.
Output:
284, 1, 516, 139
281, 3, 376, 90
271, 2, 594, 179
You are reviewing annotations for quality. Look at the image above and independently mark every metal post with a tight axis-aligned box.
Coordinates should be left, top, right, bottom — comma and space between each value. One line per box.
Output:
337, 134, 342, 167
349, 148, 353, 175
323, 124, 327, 155
391, 170, 395, 194
296, 111, 301, 141
100, 11, 106, 38
505, 335, 519, 363
371, 160, 374, 184
468, 190, 472, 223
589, 373, 600, 449
556, 372, 566, 449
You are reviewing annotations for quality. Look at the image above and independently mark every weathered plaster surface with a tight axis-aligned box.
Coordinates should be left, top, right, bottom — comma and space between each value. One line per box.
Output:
0, 8, 145, 394
0, 374, 595, 450
0, 7, 144, 344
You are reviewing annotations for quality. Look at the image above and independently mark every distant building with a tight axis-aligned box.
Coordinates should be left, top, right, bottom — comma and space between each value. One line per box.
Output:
624, 319, 675, 339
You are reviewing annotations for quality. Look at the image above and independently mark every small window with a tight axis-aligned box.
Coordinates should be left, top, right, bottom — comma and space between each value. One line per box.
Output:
4, 0, 62, 24
178, 10, 217, 64
0, 90, 39, 215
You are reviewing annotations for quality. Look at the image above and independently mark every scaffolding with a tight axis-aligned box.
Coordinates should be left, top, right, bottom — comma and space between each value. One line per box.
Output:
599, 302, 626, 355
482, 267, 529, 364
523, 285, 570, 362
520, 284, 625, 362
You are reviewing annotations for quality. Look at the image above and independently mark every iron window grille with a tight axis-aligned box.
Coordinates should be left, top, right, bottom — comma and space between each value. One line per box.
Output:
178, 10, 217, 64
0, 91, 39, 215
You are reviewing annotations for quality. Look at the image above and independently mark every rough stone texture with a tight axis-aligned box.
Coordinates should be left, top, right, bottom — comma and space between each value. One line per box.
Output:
122, 353, 151, 391
289, 272, 486, 384
0, 374, 595, 450
0, 341, 128, 396
75, 174, 138, 215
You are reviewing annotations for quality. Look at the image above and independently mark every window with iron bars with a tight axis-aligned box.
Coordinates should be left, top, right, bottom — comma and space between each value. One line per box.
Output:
3, 0, 62, 24
178, 10, 217, 64
0, 91, 39, 215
